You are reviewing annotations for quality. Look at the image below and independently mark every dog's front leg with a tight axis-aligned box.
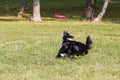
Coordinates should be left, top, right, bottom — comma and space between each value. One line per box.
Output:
56, 50, 62, 58
56, 46, 65, 58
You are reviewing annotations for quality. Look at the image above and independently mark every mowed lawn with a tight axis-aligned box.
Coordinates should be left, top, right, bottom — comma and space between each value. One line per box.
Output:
0, 0, 120, 80
0, 20, 120, 80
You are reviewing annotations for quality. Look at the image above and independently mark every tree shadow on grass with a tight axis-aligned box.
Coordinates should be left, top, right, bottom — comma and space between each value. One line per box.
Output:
0, 6, 32, 22
0, 5, 120, 23
0, 6, 86, 22
0, 18, 19, 22
41, 7, 85, 21
0, 17, 31, 22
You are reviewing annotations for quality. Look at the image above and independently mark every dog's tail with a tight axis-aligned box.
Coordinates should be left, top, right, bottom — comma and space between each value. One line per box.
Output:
85, 35, 92, 50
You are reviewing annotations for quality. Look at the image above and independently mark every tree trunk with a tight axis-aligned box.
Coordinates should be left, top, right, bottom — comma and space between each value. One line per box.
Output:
86, 0, 96, 21
31, 0, 42, 22
93, 0, 109, 22
17, 0, 28, 18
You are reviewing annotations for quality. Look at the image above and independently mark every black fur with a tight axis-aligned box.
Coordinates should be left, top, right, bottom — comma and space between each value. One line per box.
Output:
56, 31, 92, 58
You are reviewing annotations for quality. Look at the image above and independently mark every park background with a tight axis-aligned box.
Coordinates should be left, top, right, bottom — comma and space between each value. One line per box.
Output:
0, 0, 120, 80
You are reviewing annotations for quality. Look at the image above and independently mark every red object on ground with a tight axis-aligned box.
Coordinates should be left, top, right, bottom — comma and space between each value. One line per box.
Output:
54, 14, 66, 19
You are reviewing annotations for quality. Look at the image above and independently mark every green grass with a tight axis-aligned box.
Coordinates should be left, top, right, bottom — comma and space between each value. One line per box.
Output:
0, 0, 120, 80
0, 20, 120, 80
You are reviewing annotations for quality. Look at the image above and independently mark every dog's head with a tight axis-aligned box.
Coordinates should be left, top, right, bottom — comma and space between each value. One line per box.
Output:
63, 30, 74, 41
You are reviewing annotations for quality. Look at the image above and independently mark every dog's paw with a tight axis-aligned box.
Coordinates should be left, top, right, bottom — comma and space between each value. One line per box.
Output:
60, 54, 66, 57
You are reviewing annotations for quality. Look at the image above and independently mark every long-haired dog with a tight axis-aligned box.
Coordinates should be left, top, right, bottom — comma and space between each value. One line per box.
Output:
56, 31, 92, 58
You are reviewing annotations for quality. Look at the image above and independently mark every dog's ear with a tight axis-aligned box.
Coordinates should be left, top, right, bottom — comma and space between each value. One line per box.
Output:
64, 30, 67, 33
63, 30, 68, 35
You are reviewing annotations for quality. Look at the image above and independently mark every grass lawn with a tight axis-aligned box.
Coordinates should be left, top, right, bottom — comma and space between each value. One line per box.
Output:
0, 19, 120, 80
0, 0, 120, 80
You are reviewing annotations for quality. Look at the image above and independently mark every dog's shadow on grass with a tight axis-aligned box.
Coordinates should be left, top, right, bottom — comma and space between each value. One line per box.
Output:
56, 56, 83, 61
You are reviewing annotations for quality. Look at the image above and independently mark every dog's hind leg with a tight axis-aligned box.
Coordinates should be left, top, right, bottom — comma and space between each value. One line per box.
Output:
66, 47, 74, 58
66, 52, 74, 58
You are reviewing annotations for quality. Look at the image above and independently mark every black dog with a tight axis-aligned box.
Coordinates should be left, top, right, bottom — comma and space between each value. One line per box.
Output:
56, 31, 92, 58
